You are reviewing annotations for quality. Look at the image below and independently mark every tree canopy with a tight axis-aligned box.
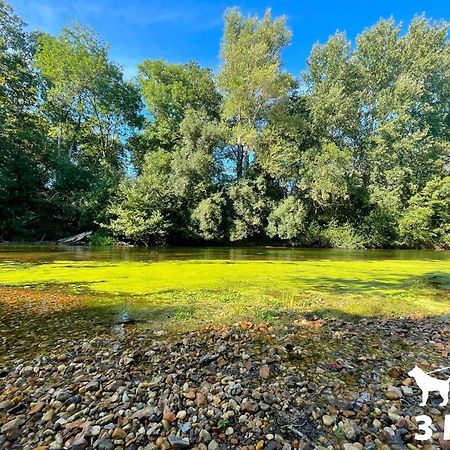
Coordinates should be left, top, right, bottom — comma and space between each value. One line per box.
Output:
1, 0, 449, 248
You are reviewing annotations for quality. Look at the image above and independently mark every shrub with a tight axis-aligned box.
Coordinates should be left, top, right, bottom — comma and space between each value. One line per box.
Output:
191, 192, 225, 241
321, 222, 365, 249
89, 230, 116, 246
266, 196, 307, 244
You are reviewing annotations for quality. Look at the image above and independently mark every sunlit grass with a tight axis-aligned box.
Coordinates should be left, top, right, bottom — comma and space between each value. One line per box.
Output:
0, 258, 448, 326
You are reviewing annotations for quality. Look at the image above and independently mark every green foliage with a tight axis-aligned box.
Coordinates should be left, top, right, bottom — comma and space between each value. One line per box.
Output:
300, 142, 354, 210
266, 197, 307, 244
361, 207, 398, 248
191, 193, 225, 241
36, 24, 142, 165
89, 230, 116, 246
399, 177, 450, 248
321, 222, 365, 249
106, 150, 173, 245
228, 177, 270, 241
133, 60, 220, 171
217, 7, 295, 178
1, 1, 449, 249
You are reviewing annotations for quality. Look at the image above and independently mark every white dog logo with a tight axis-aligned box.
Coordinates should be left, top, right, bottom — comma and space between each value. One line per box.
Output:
408, 365, 450, 407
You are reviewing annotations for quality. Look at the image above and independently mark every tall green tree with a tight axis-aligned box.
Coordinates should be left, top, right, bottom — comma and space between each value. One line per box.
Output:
133, 60, 220, 170
34, 24, 143, 235
217, 7, 295, 178
0, 0, 49, 239
36, 24, 142, 165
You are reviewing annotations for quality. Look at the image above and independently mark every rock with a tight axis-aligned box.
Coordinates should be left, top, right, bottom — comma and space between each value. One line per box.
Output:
241, 399, 259, 413
385, 386, 402, 400
97, 439, 114, 450
343, 444, 363, 450
43, 409, 55, 422
0, 400, 14, 411
264, 442, 279, 450
111, 427, 127, 439
199, 429, 212, 443
181, 423, 192, 433
163, 407, 177, 423
208, 441, 219, 450
401, 386, 413, 397
1, 417, 23, 434
322, 415, 335, 427
342, 419, 358, 440
263, 392, 277, 405
167, 435, 190, 448
185, 389, 196, 400
387, 367, 402, 378
260, 365, 270, 379
195, 392, 207, 406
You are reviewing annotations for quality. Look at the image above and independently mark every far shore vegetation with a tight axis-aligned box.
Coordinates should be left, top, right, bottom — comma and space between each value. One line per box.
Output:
1, 0, 449, 249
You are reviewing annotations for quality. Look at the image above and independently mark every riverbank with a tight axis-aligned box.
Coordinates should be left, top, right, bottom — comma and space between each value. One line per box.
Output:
1, 316, 449, 449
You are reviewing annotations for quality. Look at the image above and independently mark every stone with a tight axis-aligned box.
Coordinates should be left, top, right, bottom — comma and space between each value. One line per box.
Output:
322, 415, 335, 427
259, 365, 270, 379
342, 419, 358, 440
385, 386, 402, 400
97, 439, 114, 450
401, 386, 413, 397
0, 400, 14, 411
111, 427, 127, 439
241, 399, 259, 413
1, 418, 23, 434
167, 435, 190, 448
343, 444, 363, 450
163, 407, 177, 423
208, 441, 219, 450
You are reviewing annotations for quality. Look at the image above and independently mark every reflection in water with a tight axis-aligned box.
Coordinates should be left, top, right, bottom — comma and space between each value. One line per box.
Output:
0, 244, 449, 263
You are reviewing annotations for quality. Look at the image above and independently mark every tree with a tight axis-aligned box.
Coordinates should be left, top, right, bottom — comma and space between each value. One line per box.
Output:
217, 7, 295, 178
133, 60, 221, 170
108, 109, 223, 244
266, 197, 307, 244
34, 23, 143, 235
399, 177, 450, 247
36, 24, 142, 164
228, 177, 271, 241
0, 0, 49, 239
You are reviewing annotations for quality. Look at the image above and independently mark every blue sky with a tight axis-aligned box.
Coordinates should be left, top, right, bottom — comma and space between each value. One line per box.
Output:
9, 0, 450, 79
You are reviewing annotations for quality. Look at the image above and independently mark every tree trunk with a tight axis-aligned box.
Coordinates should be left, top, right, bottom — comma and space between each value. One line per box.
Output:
236, 144, 244, 179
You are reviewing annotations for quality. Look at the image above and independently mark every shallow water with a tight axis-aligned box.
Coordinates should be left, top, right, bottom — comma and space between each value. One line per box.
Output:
1, 243, 449, 263
0, 245, 448, 365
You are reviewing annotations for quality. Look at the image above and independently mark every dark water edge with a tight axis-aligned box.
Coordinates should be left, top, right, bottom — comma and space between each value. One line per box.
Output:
0, 243, 449, 263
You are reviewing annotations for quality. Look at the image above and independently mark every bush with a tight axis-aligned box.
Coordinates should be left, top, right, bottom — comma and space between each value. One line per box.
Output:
398, 176, 450, 248
398, 206, 434, 247
321, 222, 365, 249
361, 207, 398, 248
228, 177, 270, 241
266, 196, 307, 244
89, 230, 116, 246
191, 192, 225, 241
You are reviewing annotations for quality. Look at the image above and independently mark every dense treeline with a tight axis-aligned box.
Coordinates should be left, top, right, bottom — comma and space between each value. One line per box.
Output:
1, 1, 449, 248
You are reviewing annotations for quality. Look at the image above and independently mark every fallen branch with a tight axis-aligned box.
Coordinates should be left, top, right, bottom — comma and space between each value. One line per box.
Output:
57, 231, 92, 244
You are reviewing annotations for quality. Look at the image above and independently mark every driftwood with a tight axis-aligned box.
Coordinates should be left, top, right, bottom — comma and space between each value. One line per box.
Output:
57, 231, 92, 244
